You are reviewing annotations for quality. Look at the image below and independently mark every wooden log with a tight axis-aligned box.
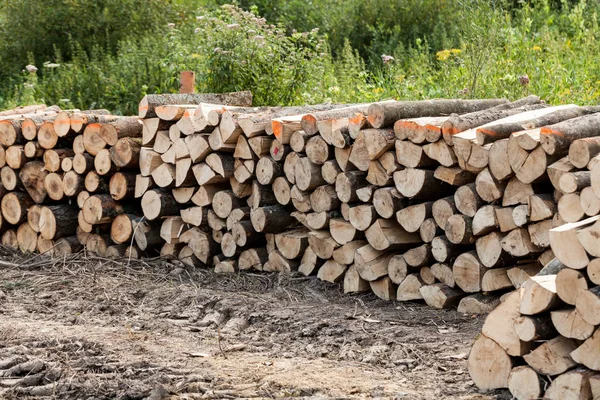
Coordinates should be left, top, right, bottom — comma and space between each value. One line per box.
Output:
422, 140, 457, 167
43, 172, 64, 201
502, 176, 536, 207
343, 264, 371, 293
138, 92, 252, 119
419, 218, 442, 243
179, 227, 217, 264
17, 222, 38, 253
370, 276, 396, 301
570, 328, 600, 371
468, 333, 513, 390
431, 235, 465, 263
472, 205, 498, 236
580, 186, 600, 216
507, 366, 545, 400
5, 145, 26, 169
569, 136, 600, 168
271, 176, 291, 206
372, 187, 404, 219
457, 293, 500, 314
500, 228, 541, 257
514, 314, 556, 342
250, 205, 296, 233
576, 287, 600, 326
238, 248, 269, 271
317, 259, 347, 283
348, 204, 378, 231
335, 170, 367, 203
520, 275, 561, 315
555, 267, 589, 306
133, 219, 163, 251
54, 236, 83, 255
396, 273, 424, 301
445, 214, 475, 245
294, 157, 325, 191
368, 98, 509, 129
39, 205, 78, 240
393, 168, 452, 199
290, 185, 312, 212
19, 161, 47, 203
269, 138, 289, 162
476, 232, 516, 268
1, 192, 34, 225
365, 218, 421, 251
307, 230, 341, 259
420, 284, 464, 309
453, 251, 486, 293
140, 189, 178, 221
1, 229, 17, 249
488, 138, 513, 181
110, 214, 138, 245
454, 183, 484, 217
305, 135, 330, 165
559, 171, 591, 194
442, 96, 540, 141
27, 204, 42, 232
1, 166, 21, 191
549, 216, 599, 269
544, 368, 595, 400
329, 218, 360, 245
475, 168, 506, 203
396, 201, 433, 233
482, 290, 532, 356
23, 141, 43, 159
551, 308, 595, 341
321, 160, 342, 185
332, 240, 366, 265
523, 336, 578, 376
99, 118, 142, 146
540, 112, 600, 155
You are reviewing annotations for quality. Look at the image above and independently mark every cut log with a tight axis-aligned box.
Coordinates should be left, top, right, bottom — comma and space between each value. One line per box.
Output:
488, 139, 514, 181
431, 236, 465, 263
457, 293, 499, 314
475, 168, 506, 203
396, 273, 424, 301
298, 247, 323, 276
370, 276, 396, 301
294, 157, 326, 191
138, 92, 252, 119
549, 216, 598, 269
420, 284, 464, 309
332, 240, 366, 265
364, 218, 421, 251
445, 214, 475, 245
308, 230, 341, 259
250, 205, 296, 233
580, 186, 600, 216
141, 189, 178, 220
507, 366, 544, 400
570, 328, 600, 371
329, 218, 360, 245
540, 112, 600, 155
1, 166, 21, 191
419, 218, 442, 243
520, 275, 561, 315
100, 118, 142, 146
514, 314, 556, 342
422, 140, 457, 167
472, 205, 498, 236
133, 219, 163, 251
482, 290, 532, 356
431, 262, 455, 288
395, 201, 433, 233
468, 334, 512, 390
343, 264, 371, 293
368, 98, 509, 129
500, 228, 541, 257
394, 168, 453, 199
576, 287, 600, 326
38, 205, 78, 240
17, 222, 38, 253
545, 368, 595, 400
1, 192, 34, 225
110, 214, 138, 245
523, 336, 578, 376
452, 251, 486, 293
19, 161, 47, 203
502, 176, 535, 206
551, 308, 595, 341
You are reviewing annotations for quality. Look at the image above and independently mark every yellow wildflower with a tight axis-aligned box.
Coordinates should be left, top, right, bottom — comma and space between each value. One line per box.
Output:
532, 45, 542, 51
450, 48, 461, 54
436, 49, 451, 61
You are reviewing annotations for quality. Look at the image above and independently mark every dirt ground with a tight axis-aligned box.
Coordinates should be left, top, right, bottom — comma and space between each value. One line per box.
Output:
0, 248, 509, 399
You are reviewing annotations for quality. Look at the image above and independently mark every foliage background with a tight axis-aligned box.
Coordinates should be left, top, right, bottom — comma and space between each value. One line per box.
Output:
0, 0, 598, 114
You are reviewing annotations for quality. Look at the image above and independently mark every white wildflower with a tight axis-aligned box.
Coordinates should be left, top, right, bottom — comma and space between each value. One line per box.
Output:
25, 64, 37, 73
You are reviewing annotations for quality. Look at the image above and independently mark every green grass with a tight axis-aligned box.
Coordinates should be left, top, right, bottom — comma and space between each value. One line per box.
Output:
0, 0, 599, 112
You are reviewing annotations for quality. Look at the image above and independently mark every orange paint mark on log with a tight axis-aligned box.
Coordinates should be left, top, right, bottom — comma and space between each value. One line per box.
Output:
424, 125, 440, 133
540, 127, 564, 137
348, 113, 365, 125
273, 121, 283, 141
139, 105, 149, 111
477, 128, 498, 137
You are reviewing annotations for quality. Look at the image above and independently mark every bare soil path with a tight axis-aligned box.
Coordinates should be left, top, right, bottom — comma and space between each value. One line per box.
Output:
0, 250, 506, 399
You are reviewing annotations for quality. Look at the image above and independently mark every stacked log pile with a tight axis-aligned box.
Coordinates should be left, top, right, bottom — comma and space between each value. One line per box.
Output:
467, 112, 600, 399
133, 93, 591, 313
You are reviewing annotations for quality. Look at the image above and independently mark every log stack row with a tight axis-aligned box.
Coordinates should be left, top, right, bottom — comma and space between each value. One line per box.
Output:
468, 112, 600, 399
132, 93, 598, 315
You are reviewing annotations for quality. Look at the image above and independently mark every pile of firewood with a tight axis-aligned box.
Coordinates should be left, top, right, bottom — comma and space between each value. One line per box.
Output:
133, 93, 593, 312
468, 111, 600, 399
